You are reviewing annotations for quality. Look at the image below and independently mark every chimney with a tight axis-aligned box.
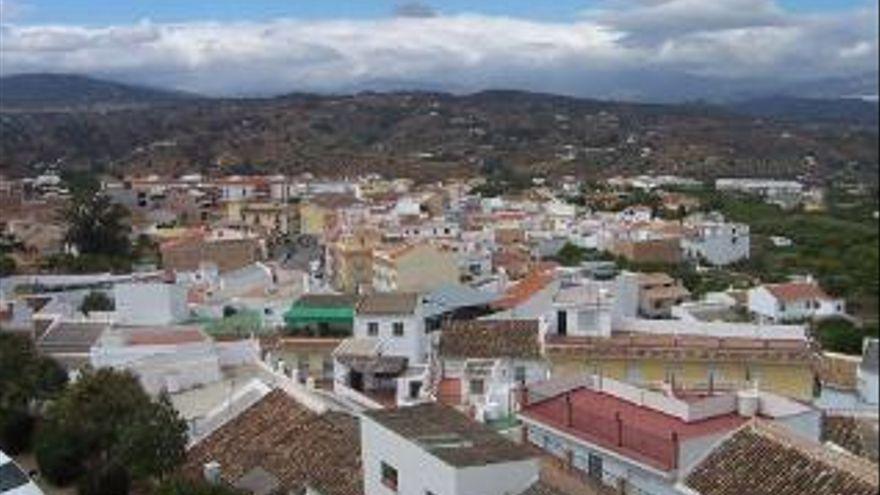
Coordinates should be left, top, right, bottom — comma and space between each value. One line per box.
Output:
564, 392, 573, 427
203, 461, 221, 485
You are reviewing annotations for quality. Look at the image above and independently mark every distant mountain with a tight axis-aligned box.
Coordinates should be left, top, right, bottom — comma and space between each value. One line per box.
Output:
777, 73, 880, 101
727, 96, 879, 127
0, 73, 201, 110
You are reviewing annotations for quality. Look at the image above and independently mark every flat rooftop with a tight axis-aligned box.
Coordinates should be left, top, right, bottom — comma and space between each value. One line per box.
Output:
366, 403, 536, 468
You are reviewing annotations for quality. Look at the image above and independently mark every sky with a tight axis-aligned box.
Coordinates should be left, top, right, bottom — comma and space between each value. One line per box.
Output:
1, 0, 878, 98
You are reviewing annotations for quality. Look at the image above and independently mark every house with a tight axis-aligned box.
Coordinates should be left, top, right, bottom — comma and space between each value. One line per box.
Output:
636, 273, 690, 319
114, 282, 188, 326
681, 420, 878, 495
283, 294, 357, 338
551, 283, 615, 338
37, 320, 110, 372
857, 338, 878, 405
681, 220, 750, 266
748, 280, 845, 322
491, 265, 560, 321
437, 320, 549, 421
183, 389, 363, 495
544, 319, 816, 401
327, 230, 381, 293
161, 233, 262, 273
612, 238, 682, 265
518, 375, 823, 495
372, 243, 459, 293
333, 293, 430, 408
299, 193, 358, 237
362, 403, 557, 495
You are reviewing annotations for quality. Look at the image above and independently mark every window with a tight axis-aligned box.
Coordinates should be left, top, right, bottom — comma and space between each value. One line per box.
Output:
587, 453, 603, 481
469, 379, 485, 395
367, 322, 379, 337
409, 381, 423, 399
393, 322, 405, 337
514, 366, 527, 383
381, 462, 399, 492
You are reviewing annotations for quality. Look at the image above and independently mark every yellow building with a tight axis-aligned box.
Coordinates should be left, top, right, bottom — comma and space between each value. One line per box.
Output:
373, 243, 460, 293
546, 334, 816, 401
226, 201, 299, 235
328, 229, 381, 293
299, 193, 357, 236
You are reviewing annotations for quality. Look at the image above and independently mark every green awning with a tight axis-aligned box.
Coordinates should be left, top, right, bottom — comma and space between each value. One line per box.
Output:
283, 305, 354, 326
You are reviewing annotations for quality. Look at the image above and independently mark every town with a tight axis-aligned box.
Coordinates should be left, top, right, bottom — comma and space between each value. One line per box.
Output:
1, 169, 877, 495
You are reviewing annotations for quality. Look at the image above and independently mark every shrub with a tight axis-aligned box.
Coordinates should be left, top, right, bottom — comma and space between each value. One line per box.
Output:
78, 462, 130, 495
0, 408, 35, 454
80, 291, 114, 315
34, 426, 86, 486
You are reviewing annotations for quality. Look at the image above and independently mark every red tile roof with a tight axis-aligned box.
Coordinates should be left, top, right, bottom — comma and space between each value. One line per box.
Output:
494, 266, 556, 310
685, 421, 878, 495
126, 327, 206, 346
184, 389, 362, 495
520, 387, 747, 471
765, 282, 833, 302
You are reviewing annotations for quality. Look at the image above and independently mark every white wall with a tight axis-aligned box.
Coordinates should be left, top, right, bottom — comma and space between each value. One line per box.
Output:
362, 416, 540, 495
114, 282, 188, 326
354, 314, 427, 364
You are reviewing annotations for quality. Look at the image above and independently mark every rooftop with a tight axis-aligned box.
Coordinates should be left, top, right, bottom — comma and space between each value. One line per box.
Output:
764, 281, 833, 302
357, 292, 420, 315
440, 319, 542, 360
493, 265, 557, 310
520, 385, 747, 471
184, 389, 362, 495
365, 403, 536, 468
684, 421, 878, 495
37, 320, 108, 354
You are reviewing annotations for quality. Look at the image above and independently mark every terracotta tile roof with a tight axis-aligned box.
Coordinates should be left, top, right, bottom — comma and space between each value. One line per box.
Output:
519, 481, 569, 495
365, 403, 536, 467
124, 327, 207, 346
183, 389, 362, 495
357, 292, 420, 315
494, 267, 556, 310
545, 334, 814, 364
685, 421, 878, 495
823, 415, 880, 462
765, 282, 833, 302
440, 320, 542, 360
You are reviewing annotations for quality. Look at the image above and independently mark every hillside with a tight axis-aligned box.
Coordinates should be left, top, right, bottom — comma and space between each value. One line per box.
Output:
728, 96, 879, 127
0, 76, 877, 184
0, 73, 198, 110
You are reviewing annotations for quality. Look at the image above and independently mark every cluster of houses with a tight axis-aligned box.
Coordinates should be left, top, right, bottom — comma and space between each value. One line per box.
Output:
1, 172, 876, 495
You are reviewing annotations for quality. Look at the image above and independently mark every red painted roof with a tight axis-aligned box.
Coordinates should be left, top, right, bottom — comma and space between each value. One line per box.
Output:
520, 387, 747, 471
765, 282, 832, 302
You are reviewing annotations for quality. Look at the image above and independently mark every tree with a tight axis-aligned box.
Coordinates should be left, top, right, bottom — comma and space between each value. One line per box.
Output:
35, 369, 188, 488
555, 243, 587, 267
80, 291, 114, 315
0, 255, 15, 277
0, 334, 67, 410
60, 190, 132, 258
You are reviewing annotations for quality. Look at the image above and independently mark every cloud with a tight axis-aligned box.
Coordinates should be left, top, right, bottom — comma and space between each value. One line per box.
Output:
0, 0, 29, 21
0, 1, 876, 99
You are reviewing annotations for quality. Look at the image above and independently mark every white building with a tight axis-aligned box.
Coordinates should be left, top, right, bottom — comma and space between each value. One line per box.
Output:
681, 221, 750, 266
114, 282, 188, 326
748, 281, 845, 322
436, 320, 549, 420
361, 404, 550, 495
333, 293, 431, 408
518, 375, 822, 495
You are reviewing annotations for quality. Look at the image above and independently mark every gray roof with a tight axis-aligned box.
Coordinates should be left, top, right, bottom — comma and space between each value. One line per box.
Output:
38, 320, 108, 354
365, 403, 536, 467
423, 284, 497, 318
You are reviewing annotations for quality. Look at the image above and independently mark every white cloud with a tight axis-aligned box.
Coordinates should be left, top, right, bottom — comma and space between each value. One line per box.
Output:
0, 1, 876, 98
